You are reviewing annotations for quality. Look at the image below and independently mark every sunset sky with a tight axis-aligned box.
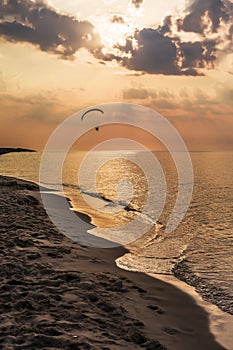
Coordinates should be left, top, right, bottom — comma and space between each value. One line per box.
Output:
0, 0, 232, 150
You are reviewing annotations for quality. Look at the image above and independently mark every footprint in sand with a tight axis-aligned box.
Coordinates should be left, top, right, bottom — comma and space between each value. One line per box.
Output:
147, 305, 165, 314
163, 327, 180, 335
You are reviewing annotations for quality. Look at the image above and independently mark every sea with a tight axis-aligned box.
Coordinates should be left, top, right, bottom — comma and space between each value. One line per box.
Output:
0, 150, 233, 314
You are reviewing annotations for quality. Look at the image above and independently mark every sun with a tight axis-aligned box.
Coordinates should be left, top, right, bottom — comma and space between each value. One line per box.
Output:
93, 15, 134, 53
91, 6, 143, 55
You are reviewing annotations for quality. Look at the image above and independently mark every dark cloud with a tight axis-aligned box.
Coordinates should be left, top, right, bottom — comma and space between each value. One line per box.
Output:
179, 40, 217, 70
0, 0, 232, 75
111, 15, 125, 24
112, 28, 214, 75
224, 0, 233, 19
118, 29, 181, 75
100, 0, 233, 76
131, 0, 144, 9
229, 24, 233, 40
0, 0, 102, 58
159, 15, 172, 34
179, 0, 229, 33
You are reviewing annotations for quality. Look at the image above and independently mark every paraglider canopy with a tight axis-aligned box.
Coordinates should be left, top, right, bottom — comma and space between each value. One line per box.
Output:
81, 108, 104, 131
81, 108, 104, 120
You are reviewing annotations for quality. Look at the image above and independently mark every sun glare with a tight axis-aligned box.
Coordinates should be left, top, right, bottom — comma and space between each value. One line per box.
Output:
95, 16, 129, 49
91, 4, 143, 55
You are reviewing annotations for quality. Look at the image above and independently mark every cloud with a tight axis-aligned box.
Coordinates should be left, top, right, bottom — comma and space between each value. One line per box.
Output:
122, 87, 180, 110
0, 0, 102, 58
159, 15, 173, 34
117, 29, 182, 75
179, 40, 216, 70
228, 24, 233, 40
216, 85, 233, 104
98, 0, 233, 75
131, 0, 144, 9
111, 15, 125, 24
122, 84, 233, 117
0, 72, 6, 92
179, 0, 229, 34
123, 88, 149, 99
0, 0, 232, 75
112, 28, 217, 75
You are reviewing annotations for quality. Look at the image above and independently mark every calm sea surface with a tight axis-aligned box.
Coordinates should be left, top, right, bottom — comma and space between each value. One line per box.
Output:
1, 151, 232, 312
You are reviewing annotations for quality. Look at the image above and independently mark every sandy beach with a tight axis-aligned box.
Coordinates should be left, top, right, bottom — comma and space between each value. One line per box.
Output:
0, 175, 229, 350
1, 0, 233, 346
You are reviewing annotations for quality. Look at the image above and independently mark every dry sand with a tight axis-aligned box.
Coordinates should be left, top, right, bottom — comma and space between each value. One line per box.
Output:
0, 175, 228, 349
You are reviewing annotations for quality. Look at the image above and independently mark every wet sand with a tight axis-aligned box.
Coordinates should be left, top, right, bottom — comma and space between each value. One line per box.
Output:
0, 175, 228, 349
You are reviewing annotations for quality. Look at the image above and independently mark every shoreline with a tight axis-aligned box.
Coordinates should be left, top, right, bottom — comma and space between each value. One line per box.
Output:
151, 274, 233, 350
68, 187, 233, 316
0, 175, 231, 349
173, 260, 233, 315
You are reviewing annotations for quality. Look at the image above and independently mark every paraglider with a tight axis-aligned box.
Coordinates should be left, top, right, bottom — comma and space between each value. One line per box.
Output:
81, 108, 104, 131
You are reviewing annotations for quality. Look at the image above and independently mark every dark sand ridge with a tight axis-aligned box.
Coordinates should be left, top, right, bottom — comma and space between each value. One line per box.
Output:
0, 175, 228, 349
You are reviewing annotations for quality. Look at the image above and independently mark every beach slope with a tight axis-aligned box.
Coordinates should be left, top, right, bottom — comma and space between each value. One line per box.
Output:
0, 176, 226, 349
